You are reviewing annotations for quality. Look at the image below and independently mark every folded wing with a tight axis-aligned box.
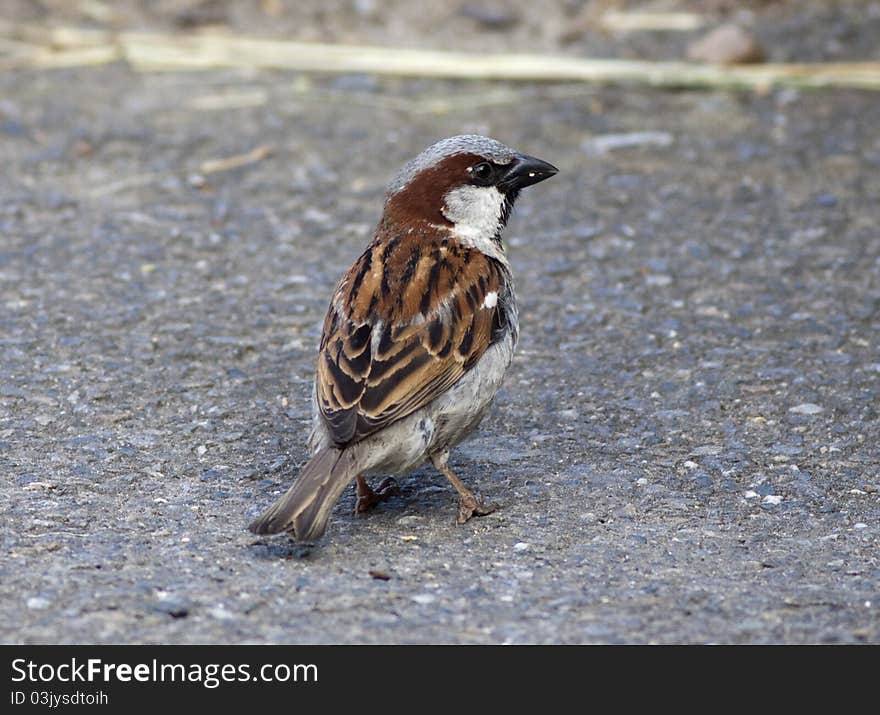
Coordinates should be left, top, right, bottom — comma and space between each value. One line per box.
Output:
316, 227, 509, 448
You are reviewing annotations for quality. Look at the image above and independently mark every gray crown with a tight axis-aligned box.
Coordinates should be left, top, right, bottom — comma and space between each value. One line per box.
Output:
386, 135, 516, 196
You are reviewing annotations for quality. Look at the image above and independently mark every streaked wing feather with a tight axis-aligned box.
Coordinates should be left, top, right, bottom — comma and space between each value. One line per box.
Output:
316, 228, 506, 448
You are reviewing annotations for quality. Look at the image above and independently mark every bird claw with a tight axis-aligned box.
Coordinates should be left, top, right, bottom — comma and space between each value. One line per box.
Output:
355, 477, 401, 514
456, 494, 496, 524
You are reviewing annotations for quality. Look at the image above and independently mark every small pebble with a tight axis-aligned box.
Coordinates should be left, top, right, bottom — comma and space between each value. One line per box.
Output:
459, 3, 519, 30
687, 23, 765, 65
645, 274, 673, 287
584, 132, 673, 155
762, 495, 783, 505
352, 0, 377, 18
814, 194, 838, 208
616, 503, 638, 519
155, 595, 191, 619
208, 606, 236, 621
789, 403, 824, 415
412, 593, 436, 605
513, 542, 530, 552
690, 445, 722, 457
27, 597, 51, 610
22, 481, 55, 491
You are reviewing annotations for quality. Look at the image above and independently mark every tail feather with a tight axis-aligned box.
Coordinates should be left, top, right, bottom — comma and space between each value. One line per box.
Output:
248, 447, 359, 541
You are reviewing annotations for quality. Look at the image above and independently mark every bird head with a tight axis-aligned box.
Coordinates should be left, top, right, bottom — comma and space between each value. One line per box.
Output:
382, 135, 557, 249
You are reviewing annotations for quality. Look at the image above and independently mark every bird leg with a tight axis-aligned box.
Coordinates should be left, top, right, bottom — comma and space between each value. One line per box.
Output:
430, 451, 496, 524
354, 475, 401, 514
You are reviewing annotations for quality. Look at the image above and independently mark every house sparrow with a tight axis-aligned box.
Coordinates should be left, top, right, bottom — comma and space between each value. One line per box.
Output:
249, 135, 557, 541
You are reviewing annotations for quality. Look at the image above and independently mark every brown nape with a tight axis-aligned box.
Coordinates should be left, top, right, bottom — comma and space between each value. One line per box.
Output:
382, 153, 486, 228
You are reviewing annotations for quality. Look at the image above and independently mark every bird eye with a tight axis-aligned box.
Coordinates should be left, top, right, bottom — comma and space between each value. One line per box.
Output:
469, 162, 495, 185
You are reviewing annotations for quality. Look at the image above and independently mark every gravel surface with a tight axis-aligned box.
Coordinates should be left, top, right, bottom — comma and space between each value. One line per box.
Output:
1, 61, 878, 643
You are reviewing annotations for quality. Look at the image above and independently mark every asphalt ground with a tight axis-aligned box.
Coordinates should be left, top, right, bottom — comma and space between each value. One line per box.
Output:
0, 63, 878, 643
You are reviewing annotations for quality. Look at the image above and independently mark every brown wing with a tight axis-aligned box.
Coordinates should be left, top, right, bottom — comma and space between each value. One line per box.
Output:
315, 226, 509, 448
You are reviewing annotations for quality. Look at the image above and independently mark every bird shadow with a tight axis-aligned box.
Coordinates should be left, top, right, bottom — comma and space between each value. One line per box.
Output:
246, 538, 316, 561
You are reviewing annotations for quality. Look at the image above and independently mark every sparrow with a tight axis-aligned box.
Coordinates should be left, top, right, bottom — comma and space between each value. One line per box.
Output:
249, 135, 557, 541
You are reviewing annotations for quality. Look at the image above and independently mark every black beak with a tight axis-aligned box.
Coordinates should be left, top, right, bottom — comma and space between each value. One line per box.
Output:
499, 153, 558, 192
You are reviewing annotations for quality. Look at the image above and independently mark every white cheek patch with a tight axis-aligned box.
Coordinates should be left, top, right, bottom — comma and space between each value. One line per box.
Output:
482, 291, 498, 309
441, 185, 505, 242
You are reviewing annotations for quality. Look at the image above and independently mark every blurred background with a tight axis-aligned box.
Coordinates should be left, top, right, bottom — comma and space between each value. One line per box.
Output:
2, 0, 879, 63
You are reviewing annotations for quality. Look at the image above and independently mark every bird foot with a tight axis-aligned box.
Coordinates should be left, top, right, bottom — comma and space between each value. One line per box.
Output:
355, 477, 401, 514
456, 494, 497, 524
